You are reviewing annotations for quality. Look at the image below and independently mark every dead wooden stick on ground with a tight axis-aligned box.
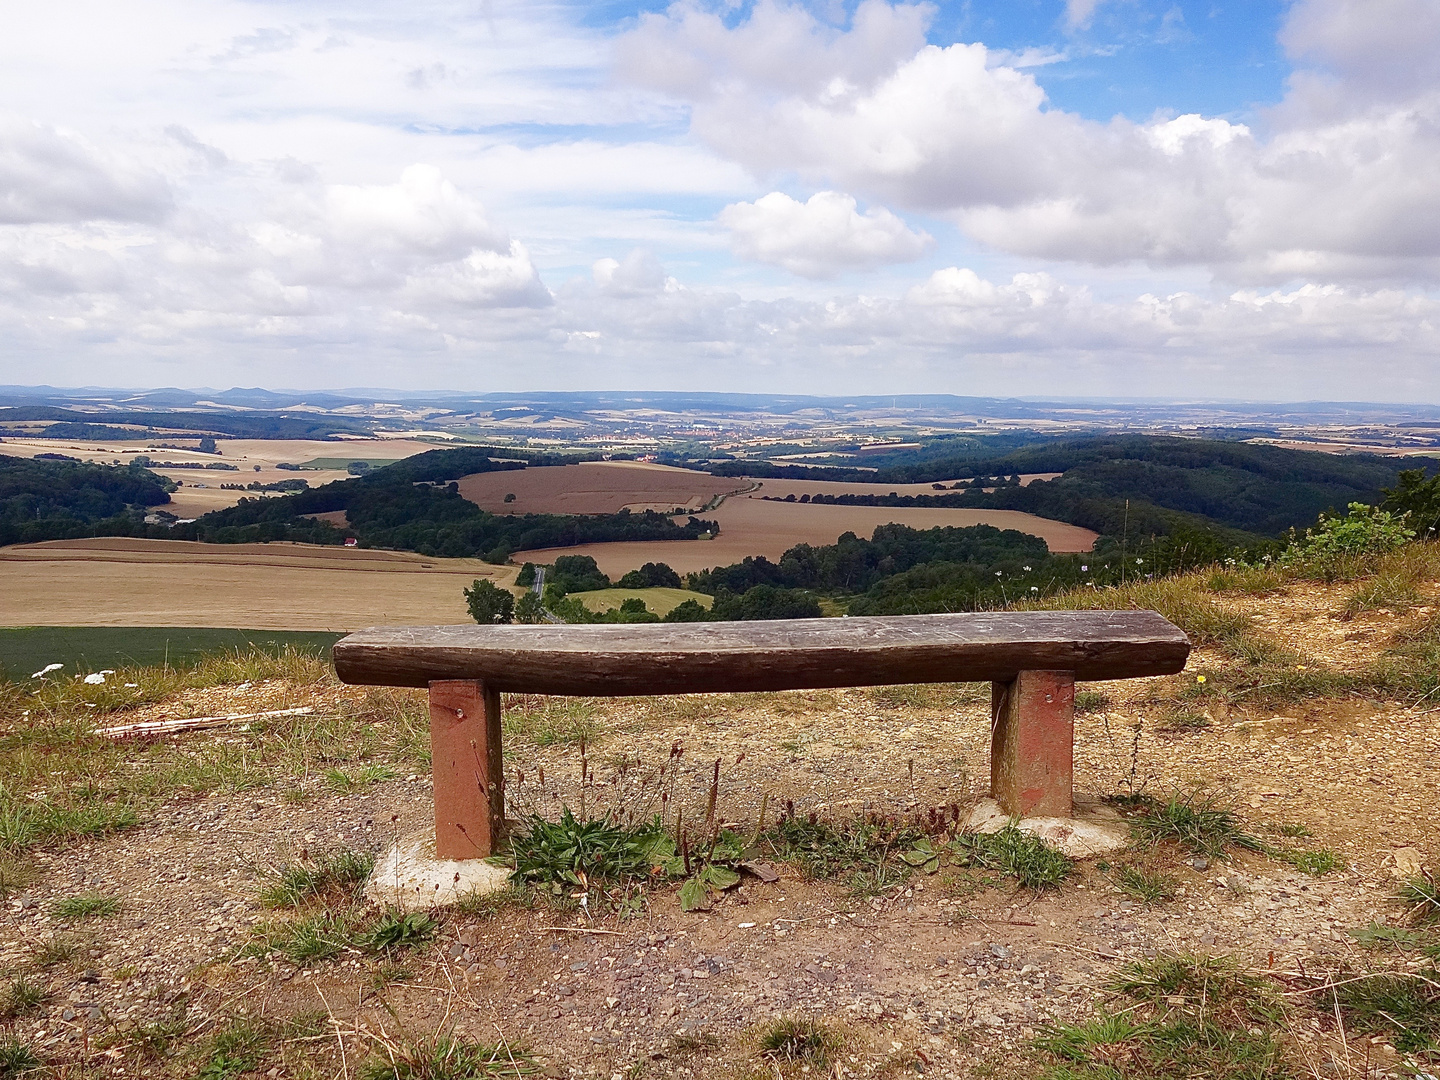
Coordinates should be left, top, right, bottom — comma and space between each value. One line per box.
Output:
94, 706, 313, 739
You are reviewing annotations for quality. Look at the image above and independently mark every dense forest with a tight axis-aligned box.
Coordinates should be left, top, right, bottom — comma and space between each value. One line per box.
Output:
0, 455, 174, 546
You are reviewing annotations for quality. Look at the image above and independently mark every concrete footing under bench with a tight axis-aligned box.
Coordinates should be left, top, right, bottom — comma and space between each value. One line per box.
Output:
366, 831, 511, 912
965, 796, 1129, 858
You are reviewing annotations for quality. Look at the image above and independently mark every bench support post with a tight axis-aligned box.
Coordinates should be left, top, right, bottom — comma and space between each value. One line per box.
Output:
428, 680, 504, 859
989, 670, 1074, 818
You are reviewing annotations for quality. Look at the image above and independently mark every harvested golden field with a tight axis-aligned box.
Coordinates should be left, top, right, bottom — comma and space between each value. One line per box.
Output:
518, 493, 1097, 577
0, 537, 515, 630
457, 460, 751, 515
0, 436, 440, 517
747, 472, 1061, 499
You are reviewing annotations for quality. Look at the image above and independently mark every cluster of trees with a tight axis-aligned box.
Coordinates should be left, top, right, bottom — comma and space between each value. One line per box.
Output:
0, 455, 175, 546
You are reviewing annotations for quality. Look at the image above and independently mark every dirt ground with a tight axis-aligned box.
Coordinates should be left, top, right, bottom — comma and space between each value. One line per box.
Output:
518, 496, 1098, 578
0, 578, 1434, 1077
0, 538, 516, 630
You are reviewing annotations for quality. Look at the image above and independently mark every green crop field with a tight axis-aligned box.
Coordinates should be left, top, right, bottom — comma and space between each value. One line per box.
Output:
0, 626, 343, 683
567, 587, 713, 617
296, 457, 403, 470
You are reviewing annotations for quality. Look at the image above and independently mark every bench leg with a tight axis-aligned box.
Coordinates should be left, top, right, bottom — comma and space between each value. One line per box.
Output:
428, 679, 505, 859
989, 670, 1075, 818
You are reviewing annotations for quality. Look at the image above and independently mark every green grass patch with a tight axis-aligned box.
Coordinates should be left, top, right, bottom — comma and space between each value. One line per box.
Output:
1115, 865, 1177, 905
1121, 792, 1264, 859
0, 977, 48, 1020
1277, 849, 1340, 876
247, 910, 367, 967
501, 698, 599, 748
296, 457, 402, 470
363, 910, 436, 953
0, 1039, 41, 1079
1037, 953, 1292, 1080
0, 789, 139, 855
195, 1017, 270, 1080
51, 891, 121, 919
323, 764, 397, 793
0, 626, 341, 684
1332, 968, 1440, 1054
758, 1017, 835, 1066
358, 1034, 534, 1079
568, 587, 713, 617
952, 826, 1072, 892
1073, 690, 1111, 713
259, 850, 375, 908
509, 809, 669, 891
1398, 874, 1440, 923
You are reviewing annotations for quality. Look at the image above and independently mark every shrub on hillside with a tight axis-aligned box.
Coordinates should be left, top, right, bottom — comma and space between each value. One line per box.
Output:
1280, 502, 1415, 580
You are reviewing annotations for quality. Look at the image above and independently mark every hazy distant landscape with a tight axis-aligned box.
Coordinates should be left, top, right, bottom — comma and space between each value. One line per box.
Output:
4, 387, 1438, 658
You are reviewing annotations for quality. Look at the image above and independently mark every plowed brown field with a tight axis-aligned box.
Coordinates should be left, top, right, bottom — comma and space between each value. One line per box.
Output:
456, 460, 751, 515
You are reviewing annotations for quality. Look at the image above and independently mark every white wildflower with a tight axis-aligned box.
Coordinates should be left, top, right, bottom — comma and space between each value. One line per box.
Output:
30, 663, 62, 679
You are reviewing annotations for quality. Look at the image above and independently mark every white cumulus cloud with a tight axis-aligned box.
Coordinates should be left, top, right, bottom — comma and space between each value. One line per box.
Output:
719, 191, 932, 278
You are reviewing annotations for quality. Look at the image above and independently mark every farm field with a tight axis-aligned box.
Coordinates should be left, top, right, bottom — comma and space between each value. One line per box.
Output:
0, 538, 515, 630
518, 494, 1098, 578
743, 472, 1061, 499
456, 460, 750, 515
0, 626, 341, 683
0, 436, 440, 517
566, 587, 713, 616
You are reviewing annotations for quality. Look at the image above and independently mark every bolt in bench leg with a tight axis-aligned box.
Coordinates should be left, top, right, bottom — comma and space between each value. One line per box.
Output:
428, 679, 504, 859
989, 670, 1075, 818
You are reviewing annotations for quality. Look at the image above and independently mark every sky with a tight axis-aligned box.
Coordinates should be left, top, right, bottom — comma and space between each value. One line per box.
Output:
1, 0, 1438, 400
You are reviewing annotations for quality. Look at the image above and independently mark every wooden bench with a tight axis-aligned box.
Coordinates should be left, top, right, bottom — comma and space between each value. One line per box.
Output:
333, 611, 1190, 860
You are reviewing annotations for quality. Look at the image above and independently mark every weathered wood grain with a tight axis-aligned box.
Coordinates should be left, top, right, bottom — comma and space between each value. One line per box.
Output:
333, 611, 1190, 695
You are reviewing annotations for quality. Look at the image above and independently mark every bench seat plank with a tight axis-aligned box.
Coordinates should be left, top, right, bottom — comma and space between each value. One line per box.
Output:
334, 611, 1190, 696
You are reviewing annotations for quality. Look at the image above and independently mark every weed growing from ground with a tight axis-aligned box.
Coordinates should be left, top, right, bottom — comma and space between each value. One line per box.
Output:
1115, 865, 1176, 905
364, 910, 436, 953
1121, 792, 1264, 859
358, 1033, 533, 1079
120, 1007, 191, 1062
509, 808, 668, 891
758, 1017, 835, 1065
33, 932, 78, 968
0, 857, 34, 900
1278, 849, 1340, 876
323, 764, 397, 793
0, 977, 47, 1019
1332, 968, 1440, 1055
952, 827, 1072, 892
51, 891, 120, 919
0, 1039, 40, 1078
247, 910, 365, 967
1037, 953, 1292, 1079
1398, 873, 1440, 923
259, 849, 375, 908
1073, 690, 1111, 713
194, 1017, 270, 1080
765, 813, 920, 887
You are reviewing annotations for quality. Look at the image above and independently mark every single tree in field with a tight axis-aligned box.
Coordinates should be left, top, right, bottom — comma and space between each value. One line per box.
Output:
464, 580, 514, 624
